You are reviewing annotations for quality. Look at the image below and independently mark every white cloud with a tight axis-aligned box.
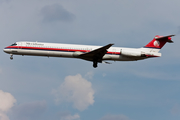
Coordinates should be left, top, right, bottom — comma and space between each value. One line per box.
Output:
0, 90, 16, 120
131, 70, 180, 80
41, 4, 75, 22
100, 114, 129, 120
102, 73, 106, 77
58, 112, 80, 120
10, 101, 47, 120
0, 90, 16, 112
0, 113, 9, 120
52, 74, 95, 111
85, 71, 94, 80
171, 104, 180, 115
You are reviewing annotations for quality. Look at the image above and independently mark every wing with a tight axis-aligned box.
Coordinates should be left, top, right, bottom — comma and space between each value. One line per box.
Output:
79, 44, 114, 62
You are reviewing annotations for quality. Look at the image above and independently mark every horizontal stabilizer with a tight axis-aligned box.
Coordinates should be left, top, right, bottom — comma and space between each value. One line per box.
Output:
155, 34, 175, 43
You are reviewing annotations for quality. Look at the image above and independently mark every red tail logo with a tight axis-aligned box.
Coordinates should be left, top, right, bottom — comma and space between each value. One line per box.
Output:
144, 35, 173, 49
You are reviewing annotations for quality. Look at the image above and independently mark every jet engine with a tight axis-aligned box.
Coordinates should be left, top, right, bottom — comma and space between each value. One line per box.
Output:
121, 49, 145, 57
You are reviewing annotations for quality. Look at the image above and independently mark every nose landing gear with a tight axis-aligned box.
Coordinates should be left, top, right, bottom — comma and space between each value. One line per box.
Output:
10, 54, 13, 60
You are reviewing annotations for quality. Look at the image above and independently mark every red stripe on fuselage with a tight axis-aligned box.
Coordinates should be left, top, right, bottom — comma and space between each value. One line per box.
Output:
6, 46, 121, 55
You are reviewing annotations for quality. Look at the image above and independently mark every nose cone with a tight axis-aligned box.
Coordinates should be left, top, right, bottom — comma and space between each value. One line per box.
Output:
3, 47, 11, 54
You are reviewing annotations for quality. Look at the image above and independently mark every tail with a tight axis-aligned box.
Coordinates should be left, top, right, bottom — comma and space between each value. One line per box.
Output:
143, 35, 175, 52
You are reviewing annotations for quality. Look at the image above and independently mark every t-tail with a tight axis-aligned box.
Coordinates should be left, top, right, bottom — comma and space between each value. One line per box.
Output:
142, 35, 175, 52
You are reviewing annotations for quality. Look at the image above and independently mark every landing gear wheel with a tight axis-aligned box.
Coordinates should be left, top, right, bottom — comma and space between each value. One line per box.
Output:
10, 54, 13, 60
93, 61, 98, 68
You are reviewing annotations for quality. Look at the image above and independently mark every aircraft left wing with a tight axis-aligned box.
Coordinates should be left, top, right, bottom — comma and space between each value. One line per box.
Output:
79, 44, 114, 61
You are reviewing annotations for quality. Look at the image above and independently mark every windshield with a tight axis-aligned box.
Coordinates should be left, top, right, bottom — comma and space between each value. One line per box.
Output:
10, 43, 17, 46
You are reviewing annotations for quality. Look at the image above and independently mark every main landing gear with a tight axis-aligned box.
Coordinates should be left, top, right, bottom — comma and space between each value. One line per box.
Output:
10, 54, 13, 60
93, 61, 98, 68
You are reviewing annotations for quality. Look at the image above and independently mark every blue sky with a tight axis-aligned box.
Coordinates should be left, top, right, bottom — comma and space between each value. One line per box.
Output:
0, 0, 180, 120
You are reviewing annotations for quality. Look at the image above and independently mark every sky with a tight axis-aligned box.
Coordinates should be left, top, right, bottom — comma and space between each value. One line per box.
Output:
0, 0, 180, 120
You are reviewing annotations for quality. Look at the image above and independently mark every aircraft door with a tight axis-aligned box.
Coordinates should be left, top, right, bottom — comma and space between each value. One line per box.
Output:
18, 42, 22, 49
113, 49, 116, 54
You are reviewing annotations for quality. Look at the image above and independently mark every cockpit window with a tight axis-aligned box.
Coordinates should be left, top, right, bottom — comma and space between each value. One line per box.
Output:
10, 43, 17, 46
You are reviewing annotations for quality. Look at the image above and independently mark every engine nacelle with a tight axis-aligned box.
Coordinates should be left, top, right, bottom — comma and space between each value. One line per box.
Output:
121, 49, 144, 57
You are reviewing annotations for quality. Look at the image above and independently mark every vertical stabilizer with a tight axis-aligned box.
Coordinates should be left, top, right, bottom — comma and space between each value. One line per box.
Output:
143, 35, 174, 52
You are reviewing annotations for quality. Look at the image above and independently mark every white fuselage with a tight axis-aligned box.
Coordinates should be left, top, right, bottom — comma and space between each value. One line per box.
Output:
3, 41, 161, 62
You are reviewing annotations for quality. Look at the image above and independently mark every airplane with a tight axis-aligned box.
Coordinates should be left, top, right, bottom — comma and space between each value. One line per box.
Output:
3, 35, 175, 68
